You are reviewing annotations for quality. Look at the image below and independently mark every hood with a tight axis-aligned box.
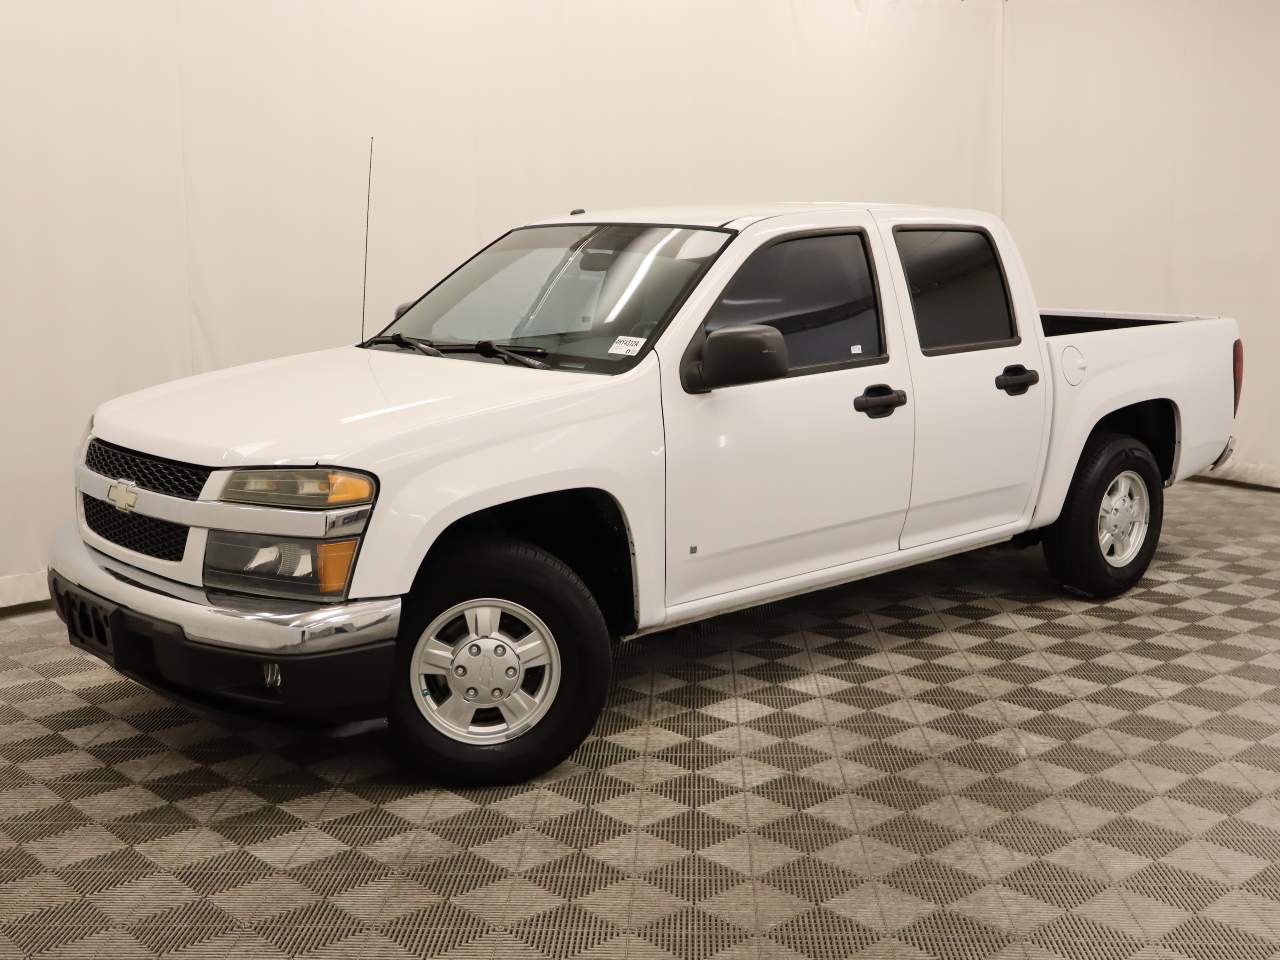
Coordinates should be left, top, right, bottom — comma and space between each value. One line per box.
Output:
93, 346, 601, 467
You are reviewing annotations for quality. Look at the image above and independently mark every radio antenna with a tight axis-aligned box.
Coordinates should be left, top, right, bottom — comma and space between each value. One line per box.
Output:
360, 136, 374, 342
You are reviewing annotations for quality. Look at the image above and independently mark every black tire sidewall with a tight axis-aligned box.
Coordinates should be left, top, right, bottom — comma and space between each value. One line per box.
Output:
389, 540, 611, 784
1048, 435, 1164, 597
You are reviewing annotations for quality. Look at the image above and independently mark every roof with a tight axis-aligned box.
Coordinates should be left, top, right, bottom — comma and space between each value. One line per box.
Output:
526, 201, 921, 230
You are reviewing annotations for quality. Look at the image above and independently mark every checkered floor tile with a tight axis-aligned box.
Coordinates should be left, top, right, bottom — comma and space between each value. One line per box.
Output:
1, 481, 1278, 959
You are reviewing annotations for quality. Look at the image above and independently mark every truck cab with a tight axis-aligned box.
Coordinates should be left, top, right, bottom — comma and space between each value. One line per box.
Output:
48, 203, 1240, 784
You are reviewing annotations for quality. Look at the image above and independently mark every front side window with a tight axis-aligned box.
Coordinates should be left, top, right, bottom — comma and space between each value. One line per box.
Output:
701, 233, 883, 372
894, 228, 1016, 353
385, 224, 730, 373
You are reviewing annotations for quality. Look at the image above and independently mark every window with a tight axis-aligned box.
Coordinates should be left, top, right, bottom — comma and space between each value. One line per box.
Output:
894, 229, 1016, 353
388, 224, 731, 374
702, 233, 883, 371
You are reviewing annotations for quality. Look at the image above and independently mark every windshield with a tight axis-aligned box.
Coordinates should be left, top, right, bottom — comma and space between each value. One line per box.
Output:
381, 223, 732, 373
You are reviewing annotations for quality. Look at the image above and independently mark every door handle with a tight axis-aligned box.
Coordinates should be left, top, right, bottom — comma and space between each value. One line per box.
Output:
995, 364, 1040, 396
854, 384, 908, 418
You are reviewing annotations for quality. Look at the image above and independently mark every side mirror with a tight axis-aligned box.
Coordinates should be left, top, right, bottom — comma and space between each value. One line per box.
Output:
684, 324, 788, 393
394, 301, 415, 321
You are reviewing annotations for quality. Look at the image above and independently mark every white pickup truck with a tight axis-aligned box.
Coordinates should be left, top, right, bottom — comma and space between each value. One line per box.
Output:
49, 203, 1243, 783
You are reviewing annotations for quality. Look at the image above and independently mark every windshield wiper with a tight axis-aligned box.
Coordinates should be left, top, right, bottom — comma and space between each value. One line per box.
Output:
363, 334, 550, 369
469, 340, 549, 369
430, 340, 550, 370
362, 333, 445, 358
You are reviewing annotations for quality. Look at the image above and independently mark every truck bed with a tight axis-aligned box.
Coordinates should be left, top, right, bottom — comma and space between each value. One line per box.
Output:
1042, 311, 1175, 337
1031, 307, 1238, 533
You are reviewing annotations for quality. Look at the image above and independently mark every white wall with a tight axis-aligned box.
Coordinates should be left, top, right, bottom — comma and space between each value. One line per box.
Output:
1, 0, 1006, 605
7, 1, 1279, 610
1002, 0, 1280, 486
18, 1, 1280, 610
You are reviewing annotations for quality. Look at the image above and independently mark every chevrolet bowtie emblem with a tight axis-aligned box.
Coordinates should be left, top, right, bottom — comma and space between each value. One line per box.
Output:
106, 480, 139, 513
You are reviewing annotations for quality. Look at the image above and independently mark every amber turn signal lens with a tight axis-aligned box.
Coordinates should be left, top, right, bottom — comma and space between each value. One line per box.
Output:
327, 472, 375, 505
316, 539, 359, 594
222, 469, 375, 509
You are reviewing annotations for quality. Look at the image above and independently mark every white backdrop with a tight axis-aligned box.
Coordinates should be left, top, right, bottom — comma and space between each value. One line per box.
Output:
1, 0, 1005, 606
1002, 0, 1280, 488
3, 0, 1275, 609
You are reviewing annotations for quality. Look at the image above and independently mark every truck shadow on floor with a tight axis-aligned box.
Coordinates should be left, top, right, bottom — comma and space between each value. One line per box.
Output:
235, 541, 1095, 792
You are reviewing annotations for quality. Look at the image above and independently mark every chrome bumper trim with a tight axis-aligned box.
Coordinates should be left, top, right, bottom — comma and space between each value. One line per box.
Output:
1210, 436, 1235, 471
49, 523, 400, 654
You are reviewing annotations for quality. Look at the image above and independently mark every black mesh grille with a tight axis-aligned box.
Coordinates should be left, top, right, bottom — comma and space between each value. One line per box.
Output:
85, 439, 212, 501
82, 494, 189, 561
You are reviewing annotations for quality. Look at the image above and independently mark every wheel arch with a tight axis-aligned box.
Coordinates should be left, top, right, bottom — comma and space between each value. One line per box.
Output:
407, 487, 639, 638
1033, 396, 1180, 529
1089, 397, 1180, 482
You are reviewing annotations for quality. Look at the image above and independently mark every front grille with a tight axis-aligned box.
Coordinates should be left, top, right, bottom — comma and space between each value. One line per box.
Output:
83, 494, 189, 561
85, 439, 212, 501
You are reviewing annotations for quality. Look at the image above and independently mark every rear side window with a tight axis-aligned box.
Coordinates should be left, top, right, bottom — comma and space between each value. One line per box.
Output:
702, 233, 882, 371
894, 229, 1016, 353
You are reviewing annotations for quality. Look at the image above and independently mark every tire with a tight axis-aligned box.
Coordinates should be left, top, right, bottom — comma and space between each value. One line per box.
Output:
1043, 432, 1164, 598
389, 539, 611, 786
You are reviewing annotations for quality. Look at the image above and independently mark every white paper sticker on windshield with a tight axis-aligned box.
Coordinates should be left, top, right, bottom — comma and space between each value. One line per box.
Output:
609, 336, 646, 357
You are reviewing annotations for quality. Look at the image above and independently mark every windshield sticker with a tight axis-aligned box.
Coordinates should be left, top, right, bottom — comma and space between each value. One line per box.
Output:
608, 336, 646, 357
850, 344, 863, 355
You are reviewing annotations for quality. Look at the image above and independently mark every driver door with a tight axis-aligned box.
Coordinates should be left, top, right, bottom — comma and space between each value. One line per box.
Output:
661, 214, 915, 607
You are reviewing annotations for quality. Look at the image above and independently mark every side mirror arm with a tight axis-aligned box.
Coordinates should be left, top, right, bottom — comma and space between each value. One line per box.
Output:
681, 358, 710, 394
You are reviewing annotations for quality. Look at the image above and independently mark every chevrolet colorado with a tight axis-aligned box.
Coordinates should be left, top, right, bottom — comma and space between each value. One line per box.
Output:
48, 203, 1243, 784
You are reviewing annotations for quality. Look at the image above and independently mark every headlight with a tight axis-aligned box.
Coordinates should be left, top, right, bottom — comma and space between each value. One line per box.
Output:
204, 531, 360, 601
221, 468, 375, 509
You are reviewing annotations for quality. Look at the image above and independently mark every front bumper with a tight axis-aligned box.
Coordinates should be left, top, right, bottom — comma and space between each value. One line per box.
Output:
48, 523, 401, 721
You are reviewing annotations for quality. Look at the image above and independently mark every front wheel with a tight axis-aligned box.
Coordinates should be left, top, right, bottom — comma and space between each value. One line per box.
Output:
1043, 433, 1164, 598
390, 539, 611, 785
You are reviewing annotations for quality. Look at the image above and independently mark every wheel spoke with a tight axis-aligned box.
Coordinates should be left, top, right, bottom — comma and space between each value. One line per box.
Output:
436, 694, 475, 729
1099, 530, 1115, 555
417, 638, 454, 675
464, 605, 500, 638
514, 632, 551, 669
497, 689, 537, 726
410, 598, 562, 744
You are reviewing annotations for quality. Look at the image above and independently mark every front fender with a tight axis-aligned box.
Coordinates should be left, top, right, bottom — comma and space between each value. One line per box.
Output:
347, 360, 666, 629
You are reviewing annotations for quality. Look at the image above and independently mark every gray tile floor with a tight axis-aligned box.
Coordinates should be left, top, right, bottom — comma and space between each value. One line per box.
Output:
1, 481, 1278, 959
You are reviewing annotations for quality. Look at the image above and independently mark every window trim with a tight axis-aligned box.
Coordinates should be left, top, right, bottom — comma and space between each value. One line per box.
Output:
681, 227, 890, 392
373, 221, 737, 375
892, 224, 1021, 357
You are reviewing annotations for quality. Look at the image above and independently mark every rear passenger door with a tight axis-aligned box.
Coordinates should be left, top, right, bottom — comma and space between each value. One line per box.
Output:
662, 215, 916, 607
876, 216, 1050, 549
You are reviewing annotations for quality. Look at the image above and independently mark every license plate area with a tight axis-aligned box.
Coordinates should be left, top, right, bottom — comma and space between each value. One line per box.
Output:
52, 580, 119, 665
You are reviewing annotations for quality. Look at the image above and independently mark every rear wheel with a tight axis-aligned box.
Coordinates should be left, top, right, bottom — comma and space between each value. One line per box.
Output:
1043, 433, 1164, 598
390, 539, 611, 785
